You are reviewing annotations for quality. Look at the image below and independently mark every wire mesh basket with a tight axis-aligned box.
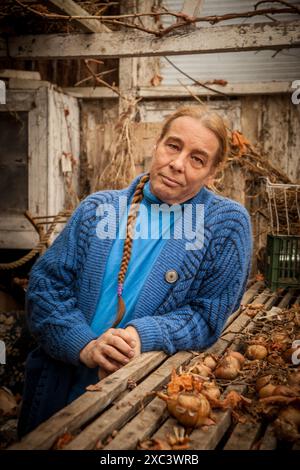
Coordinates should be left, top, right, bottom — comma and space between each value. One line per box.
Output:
266, 178, 300, 236
265, 179, 300, 290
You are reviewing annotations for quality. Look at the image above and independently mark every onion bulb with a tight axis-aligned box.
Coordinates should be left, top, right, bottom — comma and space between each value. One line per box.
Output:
158, 391, 211, 428
201, 381, 221, 401
272, 385, 298, 397
258, 383, 276, 398
203, 355, 217, 371
246, 344, 268, 360
189, 363, 211, 377
255, 375, 273, 392
214, 359, 239, 380
227, 351, 245, 367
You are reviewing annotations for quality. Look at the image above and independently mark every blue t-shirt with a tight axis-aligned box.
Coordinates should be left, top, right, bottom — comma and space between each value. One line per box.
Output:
68, 181, 183, 402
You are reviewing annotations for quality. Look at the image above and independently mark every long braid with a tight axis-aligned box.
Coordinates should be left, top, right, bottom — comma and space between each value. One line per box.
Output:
113, 173, 150, 327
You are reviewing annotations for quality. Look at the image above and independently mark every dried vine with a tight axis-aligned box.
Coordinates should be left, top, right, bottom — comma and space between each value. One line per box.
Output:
10, 0, 300, 37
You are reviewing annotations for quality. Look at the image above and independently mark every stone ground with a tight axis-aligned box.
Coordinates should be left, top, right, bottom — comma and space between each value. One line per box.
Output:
0, 310, 36, 448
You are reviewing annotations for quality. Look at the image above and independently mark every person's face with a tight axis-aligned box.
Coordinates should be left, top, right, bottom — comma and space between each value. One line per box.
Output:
149, 116, 219, 204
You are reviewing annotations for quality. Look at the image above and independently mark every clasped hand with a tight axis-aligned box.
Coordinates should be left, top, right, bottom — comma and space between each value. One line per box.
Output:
79, 326, 141, 374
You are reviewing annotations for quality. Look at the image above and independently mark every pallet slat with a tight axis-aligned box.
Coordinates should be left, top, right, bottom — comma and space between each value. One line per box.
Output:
223, 422, 262, 450
11, 351, 166, 450
65, 351, 193, 450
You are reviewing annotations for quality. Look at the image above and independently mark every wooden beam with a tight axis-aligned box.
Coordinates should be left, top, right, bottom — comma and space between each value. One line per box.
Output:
63, 86, 117, 98
8, 20, 300, 59
138, 81, 294, 97
0, 69, 41, 80
118, 2, 138, 114
47, 0, 110, 33
62, 81, 293, 98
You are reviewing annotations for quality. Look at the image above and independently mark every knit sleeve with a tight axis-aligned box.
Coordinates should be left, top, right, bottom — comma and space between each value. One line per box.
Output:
26, 200, 98, 365
127, 207, 252, 354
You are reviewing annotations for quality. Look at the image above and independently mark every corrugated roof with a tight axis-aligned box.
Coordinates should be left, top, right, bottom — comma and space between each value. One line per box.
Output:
161, 0, 300, 85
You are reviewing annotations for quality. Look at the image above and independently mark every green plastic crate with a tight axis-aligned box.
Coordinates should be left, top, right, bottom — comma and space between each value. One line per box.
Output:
266, 234, 300, 291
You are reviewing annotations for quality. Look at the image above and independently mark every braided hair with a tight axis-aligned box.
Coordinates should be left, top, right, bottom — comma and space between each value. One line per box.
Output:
113, 173, 150, 327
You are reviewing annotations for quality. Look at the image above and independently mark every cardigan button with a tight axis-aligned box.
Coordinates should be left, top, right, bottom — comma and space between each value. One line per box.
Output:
165, 270, 179, 283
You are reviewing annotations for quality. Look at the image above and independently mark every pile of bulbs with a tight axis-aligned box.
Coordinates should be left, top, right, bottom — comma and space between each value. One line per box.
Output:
255, 370, 300, 442
157, 351, 249, 428
158, 342, 300, 442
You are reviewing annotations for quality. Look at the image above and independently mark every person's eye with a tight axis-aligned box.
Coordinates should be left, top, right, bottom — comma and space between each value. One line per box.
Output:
167, 143, 179, 151
191, 155, 204, 165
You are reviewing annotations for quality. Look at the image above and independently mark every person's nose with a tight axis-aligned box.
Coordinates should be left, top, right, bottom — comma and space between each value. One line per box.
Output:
169, 150, 188, 172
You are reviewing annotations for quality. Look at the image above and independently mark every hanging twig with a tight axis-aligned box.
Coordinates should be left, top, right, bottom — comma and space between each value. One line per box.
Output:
177, 79, 204, 104
74, 67, 117, 87
164, 57, 229, 98
83, 59, 125, 100
255, 0, 300, 14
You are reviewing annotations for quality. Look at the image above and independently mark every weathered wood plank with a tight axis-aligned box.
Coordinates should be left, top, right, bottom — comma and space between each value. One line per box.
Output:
104, 397, 169, 450
8, 78, 51, 90
63, 86, 117, 99
277, 289, 297, 309
188, 409, 232, 450
259, 425, 277, 450
223, 281, 264, 330
8, 21, 300, 59
0, 90, 35, 111
48, 0, 110, 33
209, 288, 275, 355
223, 421, 262, 450
10, 351, 166, 450
65, 351, 193, 450
138, 82, 293, 98
294, 294, 300, 306
0, 69, 41, 80
28, 87, 48, 218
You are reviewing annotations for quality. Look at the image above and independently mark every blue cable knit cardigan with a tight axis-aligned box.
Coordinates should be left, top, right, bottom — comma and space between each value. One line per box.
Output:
27, 173, 253, 362
19, 174, 252, 435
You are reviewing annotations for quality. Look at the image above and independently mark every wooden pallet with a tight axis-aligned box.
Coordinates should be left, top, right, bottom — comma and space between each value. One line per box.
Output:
10, 282, 300, 450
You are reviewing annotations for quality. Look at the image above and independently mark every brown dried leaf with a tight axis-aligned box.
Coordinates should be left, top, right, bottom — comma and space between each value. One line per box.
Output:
53, 432, 74, 450
150, 74, 163, 87
86, 382, 103, 391
138, 438, 171, 450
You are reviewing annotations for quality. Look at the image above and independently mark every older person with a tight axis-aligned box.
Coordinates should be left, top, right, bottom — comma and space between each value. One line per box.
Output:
18, 106, 252, 436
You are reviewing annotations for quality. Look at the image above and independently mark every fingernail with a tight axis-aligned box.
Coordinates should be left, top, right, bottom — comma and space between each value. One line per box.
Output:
124, 358, 130, 363
130, 341, 136, 347
129, 350, 135, 358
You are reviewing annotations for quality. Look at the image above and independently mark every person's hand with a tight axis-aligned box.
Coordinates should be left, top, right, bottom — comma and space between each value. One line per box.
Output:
97, 326, 142, 380
79, 328, 136, 372
124, 326, 141, 356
